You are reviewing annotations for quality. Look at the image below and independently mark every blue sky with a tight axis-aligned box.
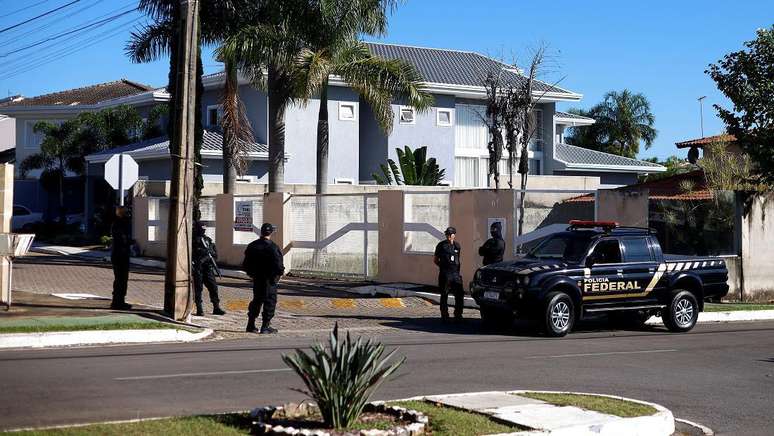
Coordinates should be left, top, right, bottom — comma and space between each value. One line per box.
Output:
0, 0, 769, 159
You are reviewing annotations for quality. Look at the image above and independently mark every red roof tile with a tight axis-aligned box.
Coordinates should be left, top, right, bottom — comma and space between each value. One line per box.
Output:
564, 170, 712, 203
0, 79, 155, 107
675, 134, 735, 149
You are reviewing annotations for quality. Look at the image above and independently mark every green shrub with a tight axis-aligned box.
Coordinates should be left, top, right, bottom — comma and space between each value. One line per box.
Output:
282, 324, 405, 429
100, 235, 113, 249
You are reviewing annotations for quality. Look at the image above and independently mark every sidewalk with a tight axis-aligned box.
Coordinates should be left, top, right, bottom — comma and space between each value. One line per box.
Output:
0, 291, 211, 349
407, 391, 678, 436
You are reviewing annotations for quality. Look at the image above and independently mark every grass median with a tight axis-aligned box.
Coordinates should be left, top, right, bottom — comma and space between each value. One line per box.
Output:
518, 392, 656, 418
0, 314, 198, 334
704, 302, 774, 312
391, 400, 526, 435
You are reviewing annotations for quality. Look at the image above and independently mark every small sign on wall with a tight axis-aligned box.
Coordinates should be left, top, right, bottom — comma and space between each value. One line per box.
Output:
234, 201, 253, 232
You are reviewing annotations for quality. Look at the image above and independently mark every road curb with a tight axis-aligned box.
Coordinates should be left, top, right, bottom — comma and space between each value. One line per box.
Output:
345, 284, 480, 309
675, 418, 715, 435
0, 328, 213, 349
645, 310, 774, 325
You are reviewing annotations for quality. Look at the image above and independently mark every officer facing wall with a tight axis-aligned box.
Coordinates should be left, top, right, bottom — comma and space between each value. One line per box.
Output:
242, 223, 285, 334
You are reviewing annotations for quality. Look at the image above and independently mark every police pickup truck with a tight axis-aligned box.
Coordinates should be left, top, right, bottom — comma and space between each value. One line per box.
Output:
470, 220, 729, 337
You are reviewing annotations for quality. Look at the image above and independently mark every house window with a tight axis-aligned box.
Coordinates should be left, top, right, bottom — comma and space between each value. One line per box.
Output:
338, 102, 357, 121
437, 108, 453, 127
454, 157, 479, 187
206, 105, 222, 127
399, 106, 416, 124
531, 109, 543, 151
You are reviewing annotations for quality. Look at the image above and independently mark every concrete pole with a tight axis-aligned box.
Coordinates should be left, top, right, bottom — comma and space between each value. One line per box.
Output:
0, 164, 13, 309
164, 0, 199, 320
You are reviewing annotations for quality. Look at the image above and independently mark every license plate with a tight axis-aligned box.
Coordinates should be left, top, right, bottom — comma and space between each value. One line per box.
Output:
484, 291, 499, 300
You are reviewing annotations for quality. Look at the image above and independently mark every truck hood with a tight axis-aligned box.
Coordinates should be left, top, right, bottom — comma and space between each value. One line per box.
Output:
483, 258, 570, 275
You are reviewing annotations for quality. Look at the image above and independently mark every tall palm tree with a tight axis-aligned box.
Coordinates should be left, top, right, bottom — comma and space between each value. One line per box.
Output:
597, 89, 657, 158
293, 0, 432, 194
568, 90, 657, 158
220, 0, 311, 192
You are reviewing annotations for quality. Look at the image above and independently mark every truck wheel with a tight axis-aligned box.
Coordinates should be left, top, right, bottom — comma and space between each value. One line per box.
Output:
663, 290, 699, 333
543, 292, 575, 337
480, 307, 514, 330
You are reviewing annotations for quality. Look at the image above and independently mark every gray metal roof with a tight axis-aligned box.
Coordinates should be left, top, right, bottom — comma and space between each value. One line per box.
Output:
555, 143, 665, 172
365, 42, 575, 95
86, 130, 267, 160
555, 111, 594, 121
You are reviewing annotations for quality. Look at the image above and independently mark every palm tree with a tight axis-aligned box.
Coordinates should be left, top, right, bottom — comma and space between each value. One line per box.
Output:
19, 121, 81, 224
293, 0, 433, 194
373, 146, 446, 186
220, 0, 311, 192
567, 90, 657, 158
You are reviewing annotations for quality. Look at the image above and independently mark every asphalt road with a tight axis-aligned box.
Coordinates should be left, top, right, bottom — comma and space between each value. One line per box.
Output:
1, 321, 773, 435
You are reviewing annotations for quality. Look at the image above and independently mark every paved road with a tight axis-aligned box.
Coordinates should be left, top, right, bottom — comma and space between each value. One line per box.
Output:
1, 321, 773, 435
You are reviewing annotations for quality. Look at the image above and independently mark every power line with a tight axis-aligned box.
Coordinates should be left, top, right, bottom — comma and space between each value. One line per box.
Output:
0, 17, 141, 81
0, 0, 53, 20
0, 8, 137, 57
0, 0, 105, 46
0, 0, 80, 34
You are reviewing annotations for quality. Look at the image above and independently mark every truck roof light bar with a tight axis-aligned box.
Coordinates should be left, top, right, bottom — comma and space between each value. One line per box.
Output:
567, 220, 619, 231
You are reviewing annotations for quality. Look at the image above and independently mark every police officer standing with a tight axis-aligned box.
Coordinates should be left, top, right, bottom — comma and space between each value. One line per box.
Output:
242, 223, 284, 334
479, 221, 505, 266
192, 221, 225, 316
110, 206, 132, 310
434, 227, 464, 322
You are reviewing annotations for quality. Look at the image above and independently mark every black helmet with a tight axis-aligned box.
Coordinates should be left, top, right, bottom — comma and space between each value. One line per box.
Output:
444, 226, 457, 236
260, 223, 277, 236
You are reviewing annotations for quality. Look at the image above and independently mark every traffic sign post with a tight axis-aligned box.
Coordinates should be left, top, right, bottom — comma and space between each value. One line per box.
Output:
104, 153, 139, 206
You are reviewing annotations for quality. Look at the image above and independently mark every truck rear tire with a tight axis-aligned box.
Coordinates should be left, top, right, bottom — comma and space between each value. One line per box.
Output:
663, 290, 699, 333
543, 292, 575, 337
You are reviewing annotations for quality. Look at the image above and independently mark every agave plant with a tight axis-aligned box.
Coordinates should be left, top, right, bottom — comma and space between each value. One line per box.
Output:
282, 324, 405, 429
373, 145, 446, 185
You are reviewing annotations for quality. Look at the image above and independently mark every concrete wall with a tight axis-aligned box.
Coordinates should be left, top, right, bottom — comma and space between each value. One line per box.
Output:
553, 170, 639, 187
595, 189, 649, 227
739, 193, 774, 302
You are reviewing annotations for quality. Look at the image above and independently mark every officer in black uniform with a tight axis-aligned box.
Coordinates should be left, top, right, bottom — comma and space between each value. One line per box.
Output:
110, 206, 132, 310
434, 227, 464, 322
242, 223, 284, 334
479, 221, 505, 266
192, 221, 225, 316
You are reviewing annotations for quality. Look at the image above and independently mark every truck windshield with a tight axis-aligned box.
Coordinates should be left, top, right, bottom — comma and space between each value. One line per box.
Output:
526, 232, 595, 263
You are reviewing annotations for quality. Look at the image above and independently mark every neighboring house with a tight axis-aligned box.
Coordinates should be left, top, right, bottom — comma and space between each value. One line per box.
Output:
675, 133, 739, 163
0, 114, 15, 163
0, 79, 169, 177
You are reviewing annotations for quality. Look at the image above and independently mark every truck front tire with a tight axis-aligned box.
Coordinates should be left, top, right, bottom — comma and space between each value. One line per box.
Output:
543, 291, 575, 337
663, 290, 699, 333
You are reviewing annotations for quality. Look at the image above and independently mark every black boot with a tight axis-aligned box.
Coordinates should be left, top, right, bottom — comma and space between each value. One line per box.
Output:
195, 304, 204, 317
260, 321, 278, 334
212, 305, 226, 316
246, 318, 258, 333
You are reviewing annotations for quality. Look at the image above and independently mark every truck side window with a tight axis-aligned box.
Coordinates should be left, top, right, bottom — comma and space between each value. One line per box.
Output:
622, 237, 653, 262
590, 239, 621, 264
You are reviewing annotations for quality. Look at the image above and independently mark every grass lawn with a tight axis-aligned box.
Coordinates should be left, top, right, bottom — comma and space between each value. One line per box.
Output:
518, 392, 656, 418
13, 414, 254, 436
704, 303, 774, 312
391, 400, 526, 435
0, 314, 196, 334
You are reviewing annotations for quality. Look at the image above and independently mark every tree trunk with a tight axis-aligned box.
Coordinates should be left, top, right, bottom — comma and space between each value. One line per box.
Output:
222, 59, 238, 194
313, 82, 330, 268
267, 63, 286, 193
58, 165, 66, 225
316, 81, 329, 195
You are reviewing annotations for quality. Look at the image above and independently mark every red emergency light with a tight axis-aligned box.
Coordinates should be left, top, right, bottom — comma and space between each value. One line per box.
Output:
568, 220, 619, 230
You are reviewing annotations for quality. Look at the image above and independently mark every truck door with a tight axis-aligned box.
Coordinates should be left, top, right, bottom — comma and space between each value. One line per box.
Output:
620, 236, 661, 303
582, 238, 624, 301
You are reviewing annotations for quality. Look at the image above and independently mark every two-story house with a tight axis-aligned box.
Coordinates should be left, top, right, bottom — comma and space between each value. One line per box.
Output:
3, 42, 664, 214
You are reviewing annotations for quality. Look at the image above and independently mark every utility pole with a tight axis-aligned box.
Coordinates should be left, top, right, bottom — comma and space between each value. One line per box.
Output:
164, 0, 199, 321
698, 96, 706, 138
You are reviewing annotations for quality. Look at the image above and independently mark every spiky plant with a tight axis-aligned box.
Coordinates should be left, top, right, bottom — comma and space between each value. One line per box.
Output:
281, 324, 405, 429
372, 145, 446, 185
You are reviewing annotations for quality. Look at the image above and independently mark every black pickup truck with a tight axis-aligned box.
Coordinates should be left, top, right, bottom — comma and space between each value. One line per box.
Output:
470, 221, 729, 336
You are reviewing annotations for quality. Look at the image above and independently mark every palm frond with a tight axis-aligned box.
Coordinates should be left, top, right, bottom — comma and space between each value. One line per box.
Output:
125, 20, 174, 64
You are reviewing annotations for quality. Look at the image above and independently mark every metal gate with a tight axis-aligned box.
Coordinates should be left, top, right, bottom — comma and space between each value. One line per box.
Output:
289, 193, 378, 278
